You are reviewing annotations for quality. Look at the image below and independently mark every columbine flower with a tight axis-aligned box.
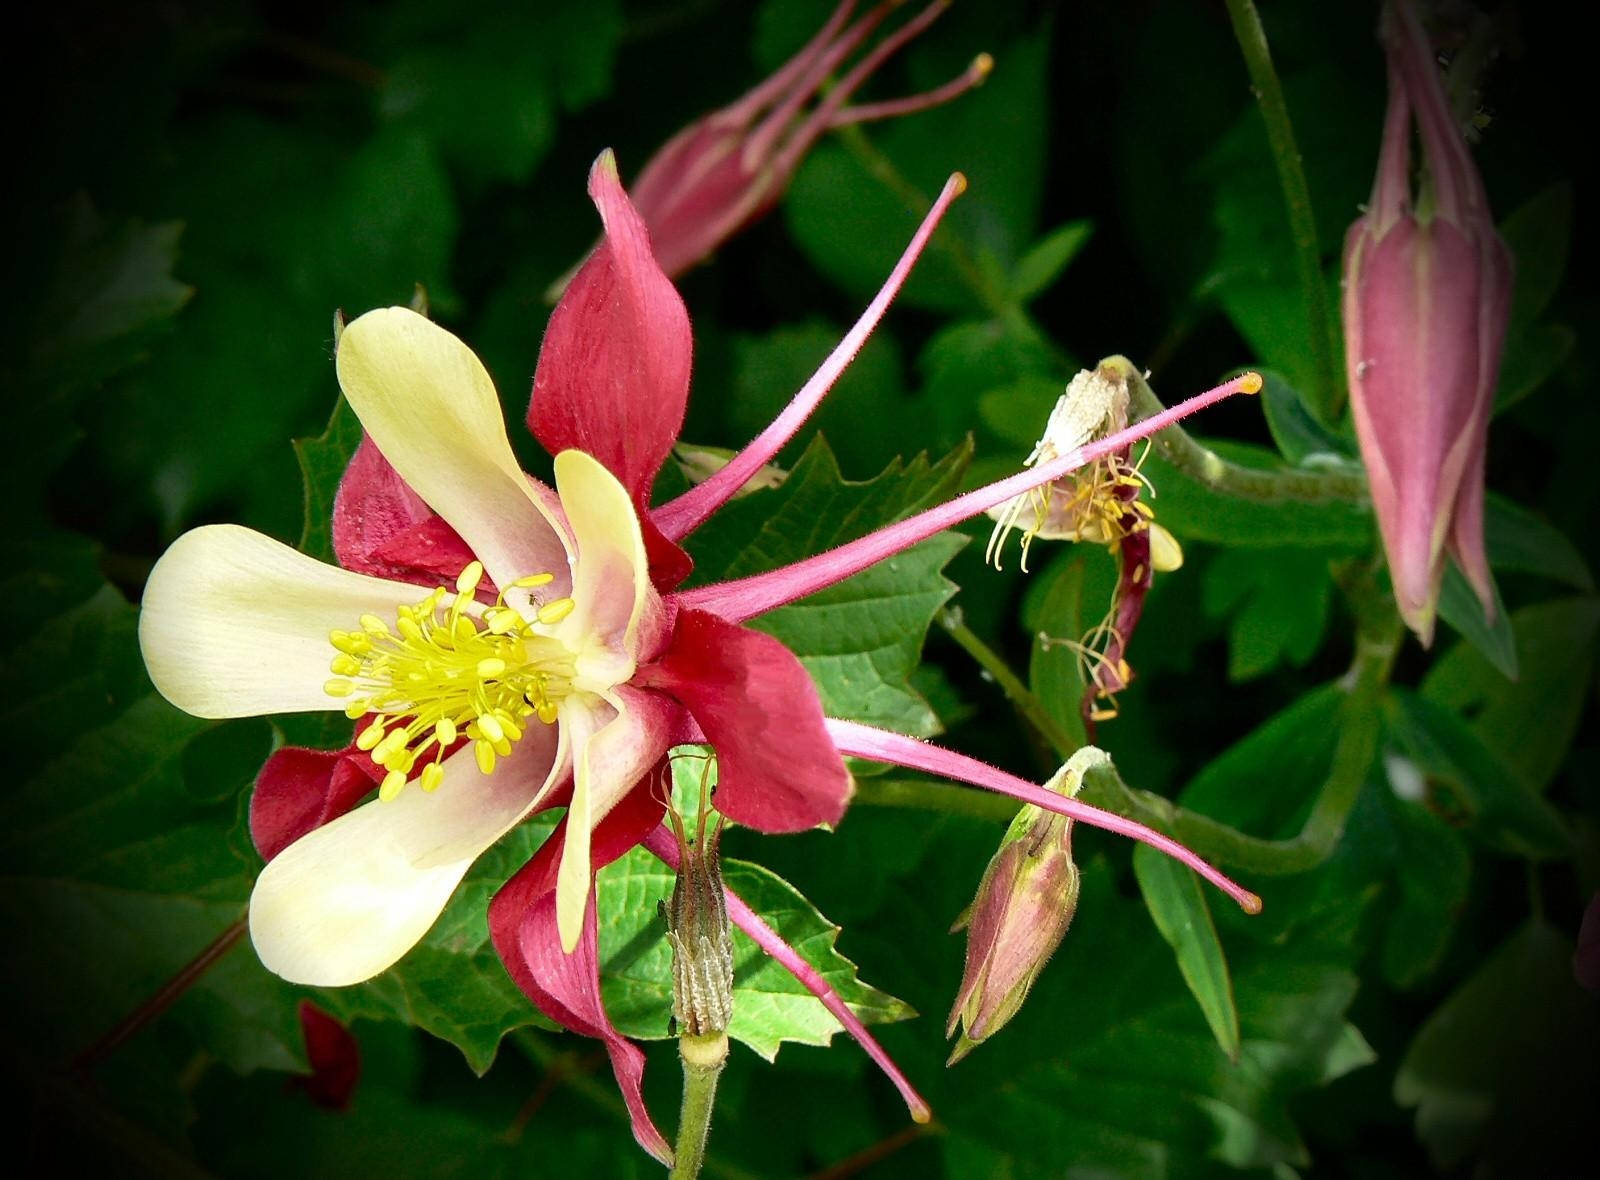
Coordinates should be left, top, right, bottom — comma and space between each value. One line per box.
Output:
140, 150, 1261, 1161
1342, 0, 1512, 645
617, 0, 990, 278
947, 749, 1096, 1064
987, 358, 1200, 721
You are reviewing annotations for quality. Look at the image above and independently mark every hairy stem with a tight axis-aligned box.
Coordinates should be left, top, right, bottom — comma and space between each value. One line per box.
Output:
1224, 0, 1344, 419
669, 1034, 729, 1180
938, 607, 1080, 760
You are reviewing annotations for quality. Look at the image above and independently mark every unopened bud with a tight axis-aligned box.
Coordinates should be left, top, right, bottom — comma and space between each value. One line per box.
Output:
664, 809, 734, 1038
947, 749, 1101, 1063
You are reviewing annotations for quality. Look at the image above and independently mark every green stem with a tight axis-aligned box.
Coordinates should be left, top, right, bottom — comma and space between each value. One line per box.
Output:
1223, 0, 1344, 420
670, 1033, 728, 1180
1127, 370, 1369, 504
938, 608, 1080, 759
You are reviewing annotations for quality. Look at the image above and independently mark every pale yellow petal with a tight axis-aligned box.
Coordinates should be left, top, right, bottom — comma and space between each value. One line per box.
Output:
250, 724, 566, 985
139, 524, 436, 719
1149, 523, 1184, 572
551, 450, 658, 690
554, 687, 674, 953
336, 307, 571, 593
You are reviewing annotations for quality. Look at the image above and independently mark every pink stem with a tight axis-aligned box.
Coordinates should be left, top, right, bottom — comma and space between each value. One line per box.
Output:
677, 373, 1262, 620
826, 720, 1264, 914
653, 172, 968, 541
642, 825, 932, 1124
830, 53, 994, 127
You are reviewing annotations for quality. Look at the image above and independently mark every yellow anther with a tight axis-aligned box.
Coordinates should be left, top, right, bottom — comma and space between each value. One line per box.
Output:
1239, 372, 1263, 394
512, 573, 556, 588
537, 597, 576, 625
456, 560, 485, 595
497, 713, 523, 742
485, 609, 520, 635
492, 736, 513, 757
379, 769, 407, 802
324, 678, 354, 697
373, 730, 408, 765
344, 700, 369, 719
356, 725, 385, 751
536, 700, 559, 725
420, 762, 445, 793
477, 657, 508, 679
360, 614, 390, 636
477, 713, 505, 744
397, 616, 425, 643
475, 740, 497, 775
330, 654, 362, 677
435, 718, 458, 746
453, 616, 477, 642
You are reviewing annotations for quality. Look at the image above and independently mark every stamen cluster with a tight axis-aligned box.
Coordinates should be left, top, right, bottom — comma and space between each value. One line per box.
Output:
322, 561, 577, 800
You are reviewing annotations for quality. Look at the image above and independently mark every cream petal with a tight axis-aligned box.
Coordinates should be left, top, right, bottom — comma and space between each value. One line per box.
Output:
554, 687, 674, 952
551, 450, 658, 689
250, 722, 567, 986
1149, 523, 1184, 572
336, 308, 571, 594
139, 525, 442, 719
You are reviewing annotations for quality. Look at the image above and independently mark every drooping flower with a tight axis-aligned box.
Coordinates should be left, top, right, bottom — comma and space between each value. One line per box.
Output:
139, 150, 1261, 1161
987, 358, 1195, 722
609, 0, 990, 279
1342, 0, 1512, 645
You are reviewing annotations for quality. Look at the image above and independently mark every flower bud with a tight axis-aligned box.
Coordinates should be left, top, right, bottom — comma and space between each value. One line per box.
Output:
1342, 0, 1512, 645
946, 750, 1098, 1063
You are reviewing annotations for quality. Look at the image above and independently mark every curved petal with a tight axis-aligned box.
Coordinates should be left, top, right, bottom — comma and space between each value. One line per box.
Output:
140, 525, 442, 719
250, 726, 382, 861
249, 722, 565, 986
336, 307, 570, 592
528, 151, 693, 589
332, 435, 482, 587
555, 685, 680, 952
552, 449, 663, 686
488, 780, 672, 1164
638, 608, 851, 832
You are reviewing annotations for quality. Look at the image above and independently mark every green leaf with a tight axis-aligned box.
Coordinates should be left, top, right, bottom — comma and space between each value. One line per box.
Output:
294, 396, 364, 564
1200, 547, 1334, 681
1484, 493, 1594, 589
1499, 183, 1572, 337
919, 317, 1068, 451
1259, 369, 1354, 463
1026, 553, 1091, 751
1009, 220, 1093, 302
598, 849, 913, 1061
1495, 321, 1575, 412
1382, 689, 1571, 859
1396, 920, 1598, 1174
1422, 597, 1599, 794
1132, 844, 1241, 1061
1374, 785, 1470, 990
684, 436, 970, 736
1436, 561, 1518, 680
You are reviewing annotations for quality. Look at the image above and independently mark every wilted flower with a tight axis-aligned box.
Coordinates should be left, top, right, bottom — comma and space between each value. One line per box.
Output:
140, 151, 1260, 1160
618, 0, 990, 278
1342, 0, 1512, 645
947, 749, 1098, 1064
988, 358, 1214, 721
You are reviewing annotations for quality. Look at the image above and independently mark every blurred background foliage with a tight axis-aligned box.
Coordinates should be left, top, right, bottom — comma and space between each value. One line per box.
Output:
4, 0, 1595, 1176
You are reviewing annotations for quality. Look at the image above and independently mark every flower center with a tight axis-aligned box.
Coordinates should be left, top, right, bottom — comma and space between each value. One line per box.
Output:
322, 561, 577, 801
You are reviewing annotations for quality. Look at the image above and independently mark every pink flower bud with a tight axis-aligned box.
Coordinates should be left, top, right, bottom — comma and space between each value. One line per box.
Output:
626, 1, 990, 278
1342, 0, 1512, 645
946, 754, 1089, 1064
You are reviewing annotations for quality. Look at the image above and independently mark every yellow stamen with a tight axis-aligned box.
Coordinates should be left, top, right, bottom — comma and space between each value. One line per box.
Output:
324, 565, 574, 801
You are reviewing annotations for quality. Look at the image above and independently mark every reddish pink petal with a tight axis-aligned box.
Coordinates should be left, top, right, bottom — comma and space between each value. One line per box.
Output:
528, 151, 692, 588
332, 436, 480, 585
638, 608, 850, 832
488, 781, 670, 1164
250, 728, 381, 862
294, 1001, 361, 1111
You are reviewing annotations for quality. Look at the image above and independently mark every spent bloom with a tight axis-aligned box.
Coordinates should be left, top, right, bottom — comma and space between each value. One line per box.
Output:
623, 0, 990, 278
139, 150, 1260, 1160
1342, 0, 1512, 645
947, 749, 1101, 1064
988, 358, 1202, 721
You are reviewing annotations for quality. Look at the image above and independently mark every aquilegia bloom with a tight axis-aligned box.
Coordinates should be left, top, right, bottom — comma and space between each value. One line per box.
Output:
140, 149, 1260, 1161
1343, 0, 1512, 645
